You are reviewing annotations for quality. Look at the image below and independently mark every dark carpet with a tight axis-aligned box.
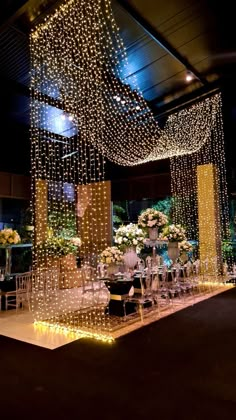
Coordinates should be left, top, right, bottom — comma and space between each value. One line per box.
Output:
1, 288, 236, 420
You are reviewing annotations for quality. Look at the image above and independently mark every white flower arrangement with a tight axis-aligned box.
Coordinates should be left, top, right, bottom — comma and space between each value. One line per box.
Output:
70, 237, 82, 247
114, 223, 146, 251
160, 224, 186, 242
138, 208, 168, 229
0, 228, 21, 245
179, 240, 193, 253
100, 246, 124, 265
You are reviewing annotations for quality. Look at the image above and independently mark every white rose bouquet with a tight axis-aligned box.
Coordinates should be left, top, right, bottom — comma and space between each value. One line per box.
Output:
160, 224, 186, 242
138, 208, 168, 229
114, 223, 146, 251
70, 237, 82, 247
100, 246, 124, 265
179, 240, 193, 253
0, 228, 21, 245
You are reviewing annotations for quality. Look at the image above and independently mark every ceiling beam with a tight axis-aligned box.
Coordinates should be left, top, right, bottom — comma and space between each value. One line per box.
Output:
0, 0, 62, 32
116, 0, 208, 86
0, 0, 34, 31
153, 80, 221, 120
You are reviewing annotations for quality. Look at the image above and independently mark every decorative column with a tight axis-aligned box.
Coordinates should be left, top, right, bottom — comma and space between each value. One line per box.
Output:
197, 163, 222, 275
35, 179, 48, 245
77, 180, 112, 265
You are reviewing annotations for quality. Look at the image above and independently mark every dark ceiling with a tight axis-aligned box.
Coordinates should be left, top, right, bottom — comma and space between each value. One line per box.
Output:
0, 0, 236, 177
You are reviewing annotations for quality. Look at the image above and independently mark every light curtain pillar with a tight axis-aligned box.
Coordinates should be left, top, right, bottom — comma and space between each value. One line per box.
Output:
35, 179, 48, 245
77, 180, 112, 264
197, 163, 222, 275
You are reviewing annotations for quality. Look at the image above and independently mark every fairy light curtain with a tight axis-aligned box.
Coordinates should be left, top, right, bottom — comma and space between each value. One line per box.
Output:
170, 94, 231, 264
30, 0, 230, 337
30, 0, 221, 168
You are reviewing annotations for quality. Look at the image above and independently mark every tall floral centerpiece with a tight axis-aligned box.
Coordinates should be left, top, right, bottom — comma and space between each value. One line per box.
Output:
0, 228, 21, 275
0, 228, 21, 245
114, 223, 145, 270
138, 208, 168, 240
100, 246, 124, 276
160, 224, 186, 265
179, 240, 193, 263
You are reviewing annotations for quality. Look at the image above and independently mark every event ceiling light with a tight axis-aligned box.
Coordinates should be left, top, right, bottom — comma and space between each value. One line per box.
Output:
30, 0, 220, 167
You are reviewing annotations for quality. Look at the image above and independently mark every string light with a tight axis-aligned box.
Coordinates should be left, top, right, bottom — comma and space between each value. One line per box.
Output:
170, 93, 232, 272
30, 0, 112, 337
30, 0, 231, 337
30, 0, 220, 168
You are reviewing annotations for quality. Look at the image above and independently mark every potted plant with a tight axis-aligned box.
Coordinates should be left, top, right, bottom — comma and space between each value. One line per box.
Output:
37, 236, 81, 270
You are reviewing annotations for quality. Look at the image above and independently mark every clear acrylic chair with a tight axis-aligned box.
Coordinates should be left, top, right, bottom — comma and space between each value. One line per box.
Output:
124, 273, 157, 322
5, 271, 32, 311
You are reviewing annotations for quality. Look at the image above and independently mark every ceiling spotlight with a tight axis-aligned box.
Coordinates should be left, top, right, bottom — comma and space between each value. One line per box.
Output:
115, 95, 121, 102
121, 100, 125, 105
136, 105, 141, 110
68, 115, 73, 121
186, 71, 194, 82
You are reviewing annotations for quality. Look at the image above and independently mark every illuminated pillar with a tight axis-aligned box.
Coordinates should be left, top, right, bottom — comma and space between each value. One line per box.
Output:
77, 180, 112, 264
197, 164, 222, 275
35, 179, 48, 245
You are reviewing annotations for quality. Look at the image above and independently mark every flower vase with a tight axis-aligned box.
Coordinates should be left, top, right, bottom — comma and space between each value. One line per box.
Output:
148, 227, 158, 240
5, 247, 12, 276
168, 242, 180, 265
106, 264, 119, 277
124, 247, 138, 270
180, 251, 188, 263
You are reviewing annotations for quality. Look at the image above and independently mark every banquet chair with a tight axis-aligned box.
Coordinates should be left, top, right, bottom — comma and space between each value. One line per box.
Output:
169, 264, 186, 303
124, 273, 157, 322
5, 271, 32, 311
185, 261, 200, 295
81, 264, 102, 307
0, 267, 5, 310
178, 262, 195, 302
0, 266, 5, 280
156, 264, 172, 307
137, 258, 145, 271
192, 259, 205, 293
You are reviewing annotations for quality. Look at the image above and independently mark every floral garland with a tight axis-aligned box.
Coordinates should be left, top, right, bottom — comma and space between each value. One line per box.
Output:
138, 208, 168, 229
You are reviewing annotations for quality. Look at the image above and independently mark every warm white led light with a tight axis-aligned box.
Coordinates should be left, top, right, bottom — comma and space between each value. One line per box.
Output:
29, 0, 230, 338
31, 0, 220, 167
186, 72, 193, 82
